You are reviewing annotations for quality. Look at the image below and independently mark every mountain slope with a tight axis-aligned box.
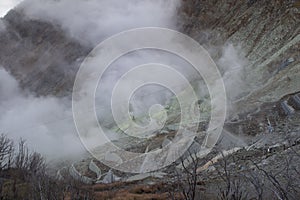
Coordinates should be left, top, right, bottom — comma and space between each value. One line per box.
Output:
0, 10, 90, 96
180, 0, 300, 117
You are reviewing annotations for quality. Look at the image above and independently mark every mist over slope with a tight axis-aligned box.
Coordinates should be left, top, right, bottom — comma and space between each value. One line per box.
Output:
0, 2, 299, 198
20, 0, 180, 46
180, 0, 300, 117
0, 0, 286, 161
0, 68, 84, 158
0, 0, 181, 158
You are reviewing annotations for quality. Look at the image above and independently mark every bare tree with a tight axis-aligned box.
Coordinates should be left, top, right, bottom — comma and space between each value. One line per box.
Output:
244, 170, 265, 200
250, 152, 300, 200
180, 151, 201, 200
216, 151, 248, 200
0, 135, 82, 199
169, 150, 203, 200
28, 152, 46, 175
15, 138, 30, 174
0, 134, 14, 198
0, 134, 14, 171
167, 139, 300, 200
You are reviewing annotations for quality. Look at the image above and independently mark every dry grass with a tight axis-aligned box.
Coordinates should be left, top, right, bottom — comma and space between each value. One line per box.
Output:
89, 181, 182, 200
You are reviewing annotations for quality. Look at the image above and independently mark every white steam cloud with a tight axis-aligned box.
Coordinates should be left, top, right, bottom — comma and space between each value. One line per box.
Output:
0, 0, 182, 159
217, 44, 248, 100
0, 68, 84, 159
0, 0, 23, 17
0, 0, 249, 160
19, 0, 180, 45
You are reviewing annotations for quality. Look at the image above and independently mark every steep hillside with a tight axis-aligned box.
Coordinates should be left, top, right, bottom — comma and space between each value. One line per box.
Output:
180, 0, 300, 117
0, 10, 90, 96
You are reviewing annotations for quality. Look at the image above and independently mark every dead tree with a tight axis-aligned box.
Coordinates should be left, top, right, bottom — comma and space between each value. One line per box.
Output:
169, 150, 203, 200
15, 139, 30, 174
0, 134, 14, 171
244, 170, 265, 200
215, 151, 248, 200
249, 150, 300, 200
28, 152, 46, 175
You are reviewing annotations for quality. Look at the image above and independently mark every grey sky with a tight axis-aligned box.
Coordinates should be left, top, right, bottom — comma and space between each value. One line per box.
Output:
0, 0, 23, 17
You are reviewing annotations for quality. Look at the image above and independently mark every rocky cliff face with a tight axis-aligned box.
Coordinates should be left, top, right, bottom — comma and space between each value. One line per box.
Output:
0, 10, 90, 96
180, 0, 300, 117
